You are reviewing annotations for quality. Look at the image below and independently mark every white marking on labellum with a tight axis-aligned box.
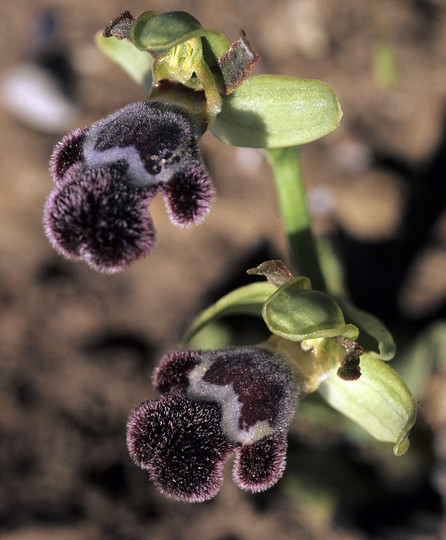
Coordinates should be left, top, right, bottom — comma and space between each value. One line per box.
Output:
82, 124, 164, 186
187, 358, 273, 445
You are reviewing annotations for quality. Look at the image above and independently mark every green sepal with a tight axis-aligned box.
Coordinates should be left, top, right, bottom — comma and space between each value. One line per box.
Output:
95, 31, 154, 94
130, 10, 229, 60
338, 298, 396, 360
130, 11, 202, 51
183, 282, 277, 343
318, 353, 417, 456
262, 278, 358, 342
211, 75, 342, 148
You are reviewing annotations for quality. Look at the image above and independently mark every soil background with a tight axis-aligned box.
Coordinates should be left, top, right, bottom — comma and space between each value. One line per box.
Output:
1, 1, 446, 539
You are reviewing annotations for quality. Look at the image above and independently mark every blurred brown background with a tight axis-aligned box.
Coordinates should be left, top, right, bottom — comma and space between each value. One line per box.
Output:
1, 1, 445, 539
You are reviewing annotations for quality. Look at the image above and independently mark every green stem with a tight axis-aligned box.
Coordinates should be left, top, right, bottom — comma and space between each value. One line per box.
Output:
265, 146, 326, 291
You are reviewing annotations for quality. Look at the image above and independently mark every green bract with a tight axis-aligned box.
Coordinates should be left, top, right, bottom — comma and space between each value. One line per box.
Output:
262, 277, 359, 341
211, 75, 343, 148
319, 353, 417, 456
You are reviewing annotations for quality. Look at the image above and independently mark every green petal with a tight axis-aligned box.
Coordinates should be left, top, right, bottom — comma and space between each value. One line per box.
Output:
95, 32, 154, 93
319, 353, 417, 456
183, 282, 277, 343
262, 278, 358, 341
338, 298, 396, 360
211, 75, 342, 148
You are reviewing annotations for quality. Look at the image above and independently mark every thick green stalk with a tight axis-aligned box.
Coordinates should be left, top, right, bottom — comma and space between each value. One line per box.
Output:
265, 146, 326, 291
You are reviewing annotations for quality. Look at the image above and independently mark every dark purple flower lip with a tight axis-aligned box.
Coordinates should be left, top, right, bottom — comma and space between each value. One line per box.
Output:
45, 100, 215, 271
127, 348, 298, 501
44, 163, 158, 273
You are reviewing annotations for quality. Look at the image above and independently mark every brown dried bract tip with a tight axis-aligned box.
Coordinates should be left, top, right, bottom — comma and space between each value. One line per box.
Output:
247, 260, 294, 287
218, 30, 260, 95
336, 337, 363, 381
103, 11, 135, 40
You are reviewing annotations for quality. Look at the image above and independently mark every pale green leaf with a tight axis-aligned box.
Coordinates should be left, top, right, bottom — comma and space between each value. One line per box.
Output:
183, 282, 277, 343
95, 32, 154, 93
319, 353, 417, 456
211, 75, 342, 148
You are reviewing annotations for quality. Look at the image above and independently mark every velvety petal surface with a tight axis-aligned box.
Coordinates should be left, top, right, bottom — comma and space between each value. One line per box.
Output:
44, 163, 157, 272
127, 389, 238, 502
233, 435, 287, 491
